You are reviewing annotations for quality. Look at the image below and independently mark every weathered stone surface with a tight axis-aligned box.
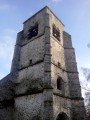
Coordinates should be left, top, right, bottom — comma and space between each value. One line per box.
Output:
14, 94, 43, 120
0, 74, 15, 102
15, 77, 43, 96
0, 6, 86, 120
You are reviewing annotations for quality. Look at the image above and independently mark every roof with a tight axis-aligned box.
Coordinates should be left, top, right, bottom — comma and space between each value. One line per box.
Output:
23, 6, 65, 26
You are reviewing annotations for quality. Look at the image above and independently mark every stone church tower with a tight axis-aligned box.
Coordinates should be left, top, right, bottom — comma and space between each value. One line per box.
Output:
0, 6, 86, 120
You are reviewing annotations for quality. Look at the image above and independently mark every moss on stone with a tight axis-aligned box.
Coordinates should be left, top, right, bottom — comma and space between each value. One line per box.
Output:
44, 100, 53, 107
43, 84, 53, 89
31, 115, 41, 120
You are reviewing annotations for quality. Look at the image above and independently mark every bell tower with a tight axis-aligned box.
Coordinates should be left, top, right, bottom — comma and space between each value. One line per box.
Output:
0, 6, 86, 120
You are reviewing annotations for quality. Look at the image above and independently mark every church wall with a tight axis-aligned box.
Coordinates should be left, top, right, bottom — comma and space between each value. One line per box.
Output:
0, 6, 86, 120
11, 31, 23, 72
51, 38, 66, 70
64, 48, 77, 72
71, 100, 86, 120
23, 8, 46, 45
15, 62, 44, 96
51, 63, 70, 97
53, 95, 71, 120
0, 107, 14, 120
19, 36, 45, 70
14, 93, 44, 120
68, 73, 82, 98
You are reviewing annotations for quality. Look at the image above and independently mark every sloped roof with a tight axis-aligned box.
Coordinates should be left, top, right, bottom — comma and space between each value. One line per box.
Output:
23, 6, 64, 26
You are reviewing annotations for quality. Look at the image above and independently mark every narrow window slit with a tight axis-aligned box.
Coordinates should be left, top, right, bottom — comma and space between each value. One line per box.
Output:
52, 24, 60, 41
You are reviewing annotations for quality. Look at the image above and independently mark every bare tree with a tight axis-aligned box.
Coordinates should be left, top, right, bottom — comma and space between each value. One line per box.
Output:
81, 67, 90, 120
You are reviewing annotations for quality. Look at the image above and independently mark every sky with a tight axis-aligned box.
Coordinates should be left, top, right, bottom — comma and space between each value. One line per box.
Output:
0, 0, 90, 96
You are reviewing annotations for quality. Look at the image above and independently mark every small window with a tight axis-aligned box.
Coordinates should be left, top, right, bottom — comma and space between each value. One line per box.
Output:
29, 59, 32, 65
28, 24, 38, 39
57, 77, 64, 91
57, 78, 62, 90
52, 24, 60, 41
58, 62, 61, 68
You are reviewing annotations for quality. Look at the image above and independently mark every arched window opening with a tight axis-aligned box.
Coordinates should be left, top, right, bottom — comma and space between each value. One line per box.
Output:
56, 112, 69, 120
57, 77, 64, 91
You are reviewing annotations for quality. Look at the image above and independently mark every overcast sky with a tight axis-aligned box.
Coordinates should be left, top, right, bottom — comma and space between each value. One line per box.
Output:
0, 0, 90, 95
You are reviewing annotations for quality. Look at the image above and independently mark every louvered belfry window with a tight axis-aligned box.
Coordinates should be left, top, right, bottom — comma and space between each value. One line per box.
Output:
28, 24, 38, 39
52, 24, 60, 41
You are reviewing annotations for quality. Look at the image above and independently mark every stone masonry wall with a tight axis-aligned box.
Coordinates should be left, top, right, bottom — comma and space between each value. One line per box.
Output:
53, 95, 71, 120
63, 31, 82, 98
0, 73, 18, 120
23, 7, 47, 45
51, 64, 70, 97
15, 63, 44, 96
11, 31, 23, 72
0, 6, 86, 120
71, 100, 86, 120
14, 93, 43, 120
19, 36, 45, 70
